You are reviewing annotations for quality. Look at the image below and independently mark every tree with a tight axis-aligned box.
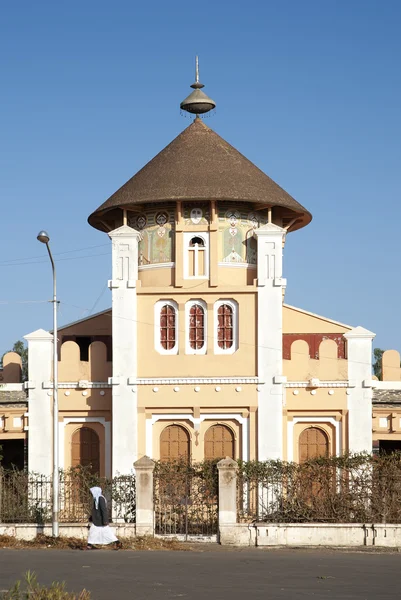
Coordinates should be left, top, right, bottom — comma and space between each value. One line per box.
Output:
1, 340, 28, 382
373, 348, 384, 380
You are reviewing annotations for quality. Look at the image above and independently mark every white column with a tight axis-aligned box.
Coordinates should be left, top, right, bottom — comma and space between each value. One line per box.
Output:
24, 329, 53, 475
108, 225, 141, 475
254, 224, 287, 460
344, 326, 376, 454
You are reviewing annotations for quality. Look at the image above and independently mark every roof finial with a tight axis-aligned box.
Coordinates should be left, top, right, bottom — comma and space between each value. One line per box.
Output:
180, 56, 216, 117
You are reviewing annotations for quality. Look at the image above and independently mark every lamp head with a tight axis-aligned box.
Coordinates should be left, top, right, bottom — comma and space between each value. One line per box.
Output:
37, 230, 50, 244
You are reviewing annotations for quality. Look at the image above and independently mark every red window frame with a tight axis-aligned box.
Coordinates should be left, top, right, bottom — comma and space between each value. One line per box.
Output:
189, 304, 205, 350
217, 304, 233, 350
160, 304, 176, 350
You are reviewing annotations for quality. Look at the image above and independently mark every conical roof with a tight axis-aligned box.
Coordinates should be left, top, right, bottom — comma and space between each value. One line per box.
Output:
88, 118, 311, 232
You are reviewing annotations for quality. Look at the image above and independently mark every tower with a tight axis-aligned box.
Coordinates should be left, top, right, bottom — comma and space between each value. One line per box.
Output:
88, 59, 311, 470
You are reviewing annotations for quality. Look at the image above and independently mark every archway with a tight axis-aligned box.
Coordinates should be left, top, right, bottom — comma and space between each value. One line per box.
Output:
160, 424, 190, 461
299, 427, 329, 463
204, 424, 235, 460
71, 427, 100, 474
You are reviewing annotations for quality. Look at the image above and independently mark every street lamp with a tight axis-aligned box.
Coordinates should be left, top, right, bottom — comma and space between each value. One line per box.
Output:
37, 230, 59, 537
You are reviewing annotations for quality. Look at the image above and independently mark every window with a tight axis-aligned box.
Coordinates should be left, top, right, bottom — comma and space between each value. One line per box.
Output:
71, 427, 100, 474
184, 232, 209, 279
155, 301, 178, 354
205, 424, 235, 459
299, 427, 329, 463
185, 300, 207, 354
160, 425, 190, 461
214, 300, 238, 354
160, 305, 176, 350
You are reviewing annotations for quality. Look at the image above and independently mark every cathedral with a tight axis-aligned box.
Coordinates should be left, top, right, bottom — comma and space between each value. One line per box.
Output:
4, 63, 398, 477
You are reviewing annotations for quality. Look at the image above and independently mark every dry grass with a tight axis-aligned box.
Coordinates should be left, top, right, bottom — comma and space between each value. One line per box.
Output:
0, 534, 188, 551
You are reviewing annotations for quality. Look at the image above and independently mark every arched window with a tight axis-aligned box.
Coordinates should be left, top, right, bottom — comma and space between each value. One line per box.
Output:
217, 304, 233, 350
155, 301, 178, 354
186, 301, 207, 354
214, 300, 238, 354
184, 232, 209, 278
160, 304, 176, 350
205, 424, 235, 460
160, 425, 190, 461
189, 236, 205, 247
299, 427, 329, 463
71, 427, 100, 474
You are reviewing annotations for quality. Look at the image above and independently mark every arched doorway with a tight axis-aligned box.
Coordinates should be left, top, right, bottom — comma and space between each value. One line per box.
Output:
160, 424, 190, 461
299, 427, 329, 463
71, 427, 100, 474
204, 424, 235, 460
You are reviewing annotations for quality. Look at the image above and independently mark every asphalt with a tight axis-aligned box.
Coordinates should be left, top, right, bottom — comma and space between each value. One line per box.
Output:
0, 547, 400, 599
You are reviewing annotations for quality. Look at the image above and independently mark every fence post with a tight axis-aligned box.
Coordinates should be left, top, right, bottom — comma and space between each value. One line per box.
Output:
134, 456, 155, 536
217, 457, 238, 525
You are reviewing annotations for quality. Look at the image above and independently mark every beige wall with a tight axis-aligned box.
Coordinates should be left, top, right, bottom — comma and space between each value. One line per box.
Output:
382, 350, 401, 381
284, 339, 348, 381
283, 305, 351, 334
0, 407, 27, 439
0, 352, 22, 383
137, 293, 256, 378
58, 341, 111, 383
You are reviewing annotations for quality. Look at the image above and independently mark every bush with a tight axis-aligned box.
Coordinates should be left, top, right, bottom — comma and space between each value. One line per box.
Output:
1, 572, 91, 599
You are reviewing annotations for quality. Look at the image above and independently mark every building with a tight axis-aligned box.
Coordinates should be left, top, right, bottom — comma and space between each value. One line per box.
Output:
15, 66, 399, 477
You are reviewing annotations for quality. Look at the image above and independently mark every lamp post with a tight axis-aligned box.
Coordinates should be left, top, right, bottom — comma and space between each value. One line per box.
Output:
37, 230, 59, 537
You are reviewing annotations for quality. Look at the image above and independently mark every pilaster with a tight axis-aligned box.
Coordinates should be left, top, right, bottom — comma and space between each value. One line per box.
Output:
24, 329, 53, 475
108, 225, 141, 474
254, 224, 287, 460
344, 326, 376, 454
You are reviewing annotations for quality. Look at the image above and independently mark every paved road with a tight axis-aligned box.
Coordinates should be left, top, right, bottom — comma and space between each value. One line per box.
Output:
0, 547, 400, 599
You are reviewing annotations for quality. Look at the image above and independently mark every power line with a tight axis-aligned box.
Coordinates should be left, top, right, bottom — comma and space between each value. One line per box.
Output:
0, 251, 110, 267
0, 243, 109, 266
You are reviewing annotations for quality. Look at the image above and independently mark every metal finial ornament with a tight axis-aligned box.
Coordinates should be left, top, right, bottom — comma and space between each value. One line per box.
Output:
180, 56, 216, 116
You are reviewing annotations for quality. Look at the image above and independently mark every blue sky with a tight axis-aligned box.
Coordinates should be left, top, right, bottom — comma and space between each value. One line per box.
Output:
0, 0, 400, 356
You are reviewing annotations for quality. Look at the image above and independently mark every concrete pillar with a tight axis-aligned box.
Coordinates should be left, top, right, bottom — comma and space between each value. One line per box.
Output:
344, 326, 376, 454
217, 457, 238, 525
108, 225, 141, 475
24, 329, 53, 475
134, 456, 155, 536
254, 224, 287, 460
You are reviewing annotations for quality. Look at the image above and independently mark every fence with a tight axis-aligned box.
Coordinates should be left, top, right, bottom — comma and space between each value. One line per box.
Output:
237, 454, 401, 523
0, 468, 136, 524
153, 460, 219, 538
3, 454, 401, 534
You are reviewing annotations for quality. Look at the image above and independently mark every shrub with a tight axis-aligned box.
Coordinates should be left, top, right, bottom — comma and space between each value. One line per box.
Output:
1, 571, 91, 599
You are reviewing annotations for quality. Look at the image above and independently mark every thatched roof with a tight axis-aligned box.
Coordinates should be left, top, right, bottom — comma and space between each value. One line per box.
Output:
88, 118, 311, 232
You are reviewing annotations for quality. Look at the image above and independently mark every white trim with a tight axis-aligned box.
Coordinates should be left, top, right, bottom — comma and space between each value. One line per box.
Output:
43, 381, 111, 389
373, 381, 401, 390
283, 303, 353, 330
183, 232, 209, 279
285, 381, 349, 388
218, 262, 256, 270
214, 299, 239, 355
146, 412, 248, 460
0, 383, 24, 391
287, 417, 341, 462
57, 377, 259, 388
154, 300, 179, 355
139, 262, 174, 271
185, 299, 208, 355
59, 417, 111, 478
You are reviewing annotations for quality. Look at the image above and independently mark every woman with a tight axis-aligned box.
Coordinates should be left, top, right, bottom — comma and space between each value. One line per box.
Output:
85, 486, 121, 550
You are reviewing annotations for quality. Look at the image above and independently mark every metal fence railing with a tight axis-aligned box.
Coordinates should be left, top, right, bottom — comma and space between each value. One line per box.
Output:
237, 456, 401, 524
0, 468, 136, 524
153, 460, 218, 538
